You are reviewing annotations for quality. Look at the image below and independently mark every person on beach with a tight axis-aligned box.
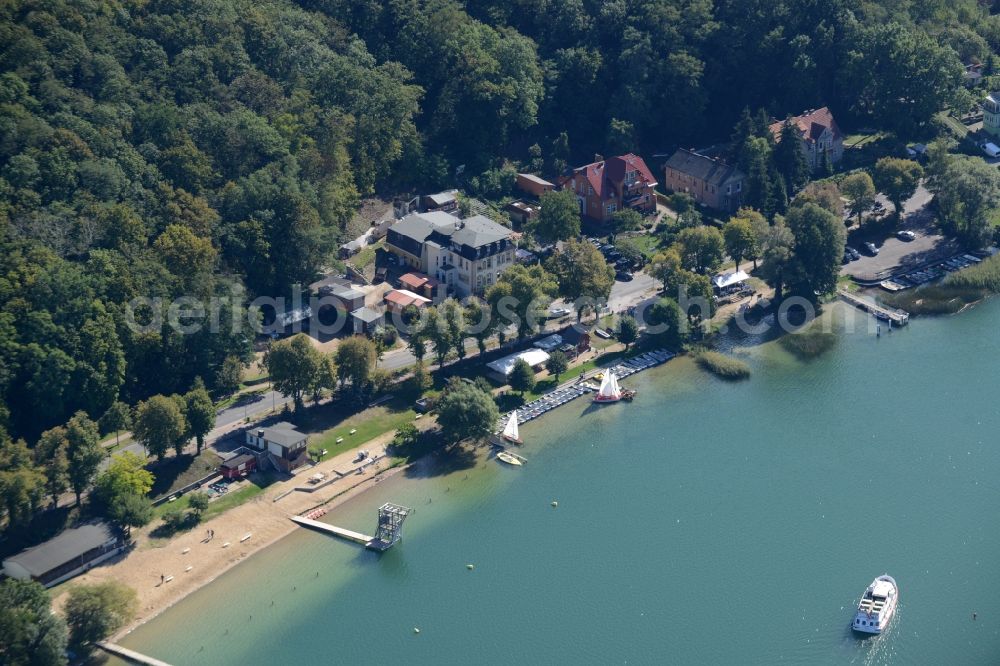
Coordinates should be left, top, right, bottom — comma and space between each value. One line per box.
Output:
160, 574, 164, 585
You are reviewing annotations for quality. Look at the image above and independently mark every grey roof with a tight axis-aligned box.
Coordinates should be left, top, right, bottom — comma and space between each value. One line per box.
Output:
4, 522, 115, 577
261, 422, 306, 448
665, 149, 744, 186
222, 453, 255, 468
335, 287, 365, 301
451, 215, 511, 248
517, 173, 555, 186
427, 192, 457, 206
351, 306, 383, 324
389, 211, 459, 244
389, 211, 511, 250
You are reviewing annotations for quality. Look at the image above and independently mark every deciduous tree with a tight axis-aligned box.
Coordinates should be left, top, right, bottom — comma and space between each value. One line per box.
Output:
0, 579, 68, 666
184, 378, 215, 453
335, 336, 377, 396
841, 172, 876, 226
264, 335, 324, 411
435, 383, 500, 444
873, 158, 923, 217
531, 189, 581, 243
133, 395, 187, 462
546, 239, 614, 318
509, 358, 536, 395
675, 226, 725, 274
64, 581, 138, 658
65, 412, 102, 506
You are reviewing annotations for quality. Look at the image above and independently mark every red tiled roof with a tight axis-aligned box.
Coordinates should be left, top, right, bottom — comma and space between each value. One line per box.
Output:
606, 153, 657, 188
569, 154, 657, 199
399, 272, 428, 290
385, 290, 415, 307
769, 107, 842, 145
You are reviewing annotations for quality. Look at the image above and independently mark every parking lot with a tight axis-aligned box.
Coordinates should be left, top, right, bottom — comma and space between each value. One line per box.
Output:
839, 184, 953, 279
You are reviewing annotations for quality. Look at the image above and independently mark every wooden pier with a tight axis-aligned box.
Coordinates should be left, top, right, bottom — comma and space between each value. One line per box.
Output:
495, 348, 675, 432
289, 515, 373, 545
838, 289, 909, 326
96, 642, 174, 666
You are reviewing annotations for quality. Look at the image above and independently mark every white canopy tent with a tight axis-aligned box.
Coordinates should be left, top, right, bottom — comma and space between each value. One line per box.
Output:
712, 270, 750, 291
487, 349, 551, 377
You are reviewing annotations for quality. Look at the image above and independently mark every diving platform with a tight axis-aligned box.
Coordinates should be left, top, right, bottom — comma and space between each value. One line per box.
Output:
96, 642, 174, 666
290, 502, 412, 551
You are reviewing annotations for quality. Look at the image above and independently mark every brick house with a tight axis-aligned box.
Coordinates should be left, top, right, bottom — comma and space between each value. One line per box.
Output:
558, 153, 657, 223
663, 149, 746, 212
768, 107, 844, 172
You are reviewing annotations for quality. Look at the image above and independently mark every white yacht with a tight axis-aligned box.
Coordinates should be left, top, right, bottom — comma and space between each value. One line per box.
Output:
852, 574, 898, 634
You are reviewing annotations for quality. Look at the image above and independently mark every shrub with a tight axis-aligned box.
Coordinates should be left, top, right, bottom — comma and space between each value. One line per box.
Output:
943, 254, 1000, 292
780, 327, 837, 360
696, 351, 751, 380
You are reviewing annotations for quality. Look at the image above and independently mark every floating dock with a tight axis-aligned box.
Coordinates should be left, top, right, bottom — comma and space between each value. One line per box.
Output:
838, 289, 909, 326
496, 348, 675, 431
96, 642, 174, 666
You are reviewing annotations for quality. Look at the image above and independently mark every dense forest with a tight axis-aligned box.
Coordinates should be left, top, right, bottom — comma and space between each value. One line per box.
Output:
0, 0, 993, 444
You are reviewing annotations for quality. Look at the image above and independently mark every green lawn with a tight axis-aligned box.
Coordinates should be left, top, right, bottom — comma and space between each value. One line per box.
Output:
843, 132, 883, 148
352, 239, 384, 270
626, 234, 663, 260
153, 472, 275, 520
309, 405, 417, 461
935, 111, 969, 139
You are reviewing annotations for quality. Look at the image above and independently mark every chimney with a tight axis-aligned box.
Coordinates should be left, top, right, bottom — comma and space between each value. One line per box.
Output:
257, 429, 264, 438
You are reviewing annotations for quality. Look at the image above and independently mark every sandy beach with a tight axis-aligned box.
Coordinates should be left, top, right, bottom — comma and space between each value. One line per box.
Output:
52, 430, 408, 639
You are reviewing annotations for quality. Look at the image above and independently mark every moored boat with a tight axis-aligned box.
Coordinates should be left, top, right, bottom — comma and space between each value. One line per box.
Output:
496, 451, 524, 466
501, 411, 523, 445
593, 369, 623, 403
852, 574, 898, 634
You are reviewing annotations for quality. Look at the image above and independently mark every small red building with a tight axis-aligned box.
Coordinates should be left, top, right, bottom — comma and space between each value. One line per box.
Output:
561, 326, 592, 357
516, 173, 555, 199
220, 453, 256, 480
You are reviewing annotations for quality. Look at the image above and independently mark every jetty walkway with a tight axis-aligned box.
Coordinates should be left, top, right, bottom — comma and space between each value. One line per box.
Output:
96, 642, 173, 666
289, 514, 373, 545
837, 289, 909, 326
496, 348, 675, 431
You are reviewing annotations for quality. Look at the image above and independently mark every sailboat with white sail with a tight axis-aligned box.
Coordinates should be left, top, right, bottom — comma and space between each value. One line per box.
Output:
593, 369, 623, 403
500, 411, 522, 444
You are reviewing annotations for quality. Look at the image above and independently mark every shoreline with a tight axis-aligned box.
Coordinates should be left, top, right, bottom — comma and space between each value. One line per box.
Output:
49, 431, 413, 643
111, 461, 408, 641
85, 304, 837, 646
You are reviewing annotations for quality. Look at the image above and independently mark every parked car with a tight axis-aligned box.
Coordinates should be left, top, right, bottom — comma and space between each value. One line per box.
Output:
549, 307, 571, 317
897, 230, 916, 241
615, 270, 634, 282
842, 252, 851, 265
982, 142, 1000, 158
845, 246, 860, 260
863, 242, 879, 256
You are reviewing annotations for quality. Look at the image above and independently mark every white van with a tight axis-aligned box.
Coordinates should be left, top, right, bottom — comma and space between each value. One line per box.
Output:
981, 142, 1000, 158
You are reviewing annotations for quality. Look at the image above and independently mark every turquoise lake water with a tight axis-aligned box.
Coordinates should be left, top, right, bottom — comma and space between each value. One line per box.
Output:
120, 301, 1000, 664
